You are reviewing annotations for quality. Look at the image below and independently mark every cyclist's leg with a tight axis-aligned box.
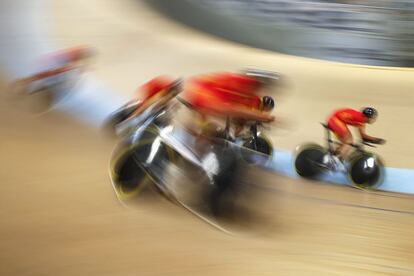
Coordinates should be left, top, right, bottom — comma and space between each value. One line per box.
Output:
328, 117, 352, 160
231, 118, 247, 138
336, 133, 353, 161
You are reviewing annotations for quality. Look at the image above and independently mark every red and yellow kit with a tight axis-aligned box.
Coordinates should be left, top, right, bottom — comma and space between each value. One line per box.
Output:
182, 72, 262, 116
327, 108, 366, 139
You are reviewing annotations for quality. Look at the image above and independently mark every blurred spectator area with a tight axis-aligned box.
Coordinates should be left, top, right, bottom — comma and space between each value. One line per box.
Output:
151, 0, 414, 66
197, 0, 414, 37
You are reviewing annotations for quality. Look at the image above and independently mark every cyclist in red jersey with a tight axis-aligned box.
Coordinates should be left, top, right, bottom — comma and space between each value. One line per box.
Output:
182, 70, 277, 137
9, 46, 96, 112
16, 45, 96, 88
327, 107, 385, 160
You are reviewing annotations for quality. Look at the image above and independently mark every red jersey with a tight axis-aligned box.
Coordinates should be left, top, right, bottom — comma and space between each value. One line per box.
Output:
208, 72, 260, 94
329, 108, 365, 126
327, 108, 366, 139
182, 72, 262, 115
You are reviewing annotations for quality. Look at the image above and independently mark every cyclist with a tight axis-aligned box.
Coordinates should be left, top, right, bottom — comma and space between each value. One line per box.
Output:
182, 70, 277, 138
327, 107, 385, 160
15, 45, 96, 95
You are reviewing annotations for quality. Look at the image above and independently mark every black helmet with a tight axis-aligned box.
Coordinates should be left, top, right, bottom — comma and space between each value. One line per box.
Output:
362, 107, 377, 118
262, 96, 275, 110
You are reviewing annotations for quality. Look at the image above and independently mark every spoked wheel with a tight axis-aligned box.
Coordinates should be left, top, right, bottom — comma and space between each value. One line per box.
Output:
294, 143, 327, 178
241, 135, 273, 165
347, 152, 384, 189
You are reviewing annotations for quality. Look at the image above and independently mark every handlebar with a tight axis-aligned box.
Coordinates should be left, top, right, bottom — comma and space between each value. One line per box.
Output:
348, 141, 376, 149
361, 141, 377, 148
327, 139, 379, 150
341, 141, 381, 150
323, 123, 383, 150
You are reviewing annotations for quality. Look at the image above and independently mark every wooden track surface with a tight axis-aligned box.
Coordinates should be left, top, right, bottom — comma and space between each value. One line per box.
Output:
1, 0, 414, 274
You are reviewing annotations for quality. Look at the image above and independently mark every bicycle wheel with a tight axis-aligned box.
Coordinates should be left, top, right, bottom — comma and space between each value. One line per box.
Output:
294, 143, 326, 178
109, 127, 175, 200
241, 134, 273, 165
348, 152, 384, 189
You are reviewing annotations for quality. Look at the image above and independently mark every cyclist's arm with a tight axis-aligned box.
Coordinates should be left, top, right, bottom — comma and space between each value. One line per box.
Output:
357, 125, 379, 142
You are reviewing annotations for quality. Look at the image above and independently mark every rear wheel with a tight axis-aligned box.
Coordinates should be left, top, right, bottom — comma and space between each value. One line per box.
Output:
241, 135, 273, 165
294, 144, 326, 178
347, 153, 384, 189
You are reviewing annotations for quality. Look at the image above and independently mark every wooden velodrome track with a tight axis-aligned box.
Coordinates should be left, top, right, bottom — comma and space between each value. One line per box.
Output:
1, 0, 414, 274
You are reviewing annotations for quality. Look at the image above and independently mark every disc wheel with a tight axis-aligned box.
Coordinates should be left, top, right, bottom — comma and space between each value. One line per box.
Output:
294, 144, 326, 178
347, 153, 384, 189
241, 135, 273, 165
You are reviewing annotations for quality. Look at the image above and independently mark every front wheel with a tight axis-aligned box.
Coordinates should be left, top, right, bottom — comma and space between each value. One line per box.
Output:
347, 153, 384, 189
294, 143, 327, 178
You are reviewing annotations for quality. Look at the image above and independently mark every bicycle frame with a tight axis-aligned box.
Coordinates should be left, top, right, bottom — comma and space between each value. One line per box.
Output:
322, 123, 336, 154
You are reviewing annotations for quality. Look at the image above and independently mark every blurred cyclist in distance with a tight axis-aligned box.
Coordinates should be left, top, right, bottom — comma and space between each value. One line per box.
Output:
10, 45, 96, 111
